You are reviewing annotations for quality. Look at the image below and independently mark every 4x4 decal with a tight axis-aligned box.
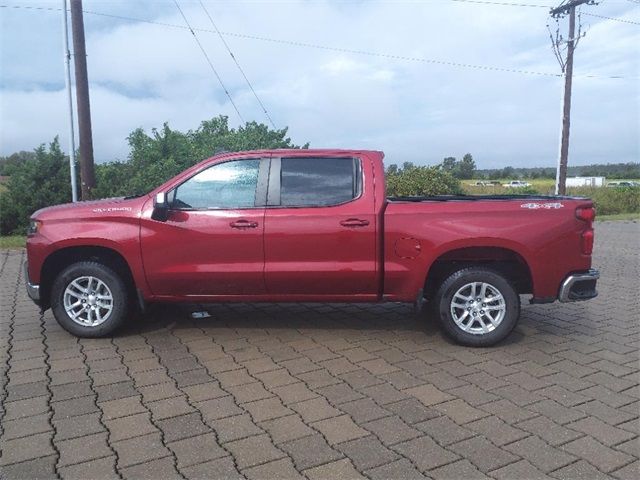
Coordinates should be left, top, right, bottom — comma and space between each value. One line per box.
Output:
520, 202, 565, 210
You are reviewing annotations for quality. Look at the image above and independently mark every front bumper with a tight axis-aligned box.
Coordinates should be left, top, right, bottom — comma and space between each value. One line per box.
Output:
24, 262, 41, 305
558, 268, 599, 302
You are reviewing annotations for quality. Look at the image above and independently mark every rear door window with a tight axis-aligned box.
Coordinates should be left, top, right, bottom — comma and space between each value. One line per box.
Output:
279, 157, 360, 207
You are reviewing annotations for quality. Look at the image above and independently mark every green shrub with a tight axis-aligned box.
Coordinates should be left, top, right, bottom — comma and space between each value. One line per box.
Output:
386, 166, 462, 196
568, 186, 640, 216
0, 138, 74, 235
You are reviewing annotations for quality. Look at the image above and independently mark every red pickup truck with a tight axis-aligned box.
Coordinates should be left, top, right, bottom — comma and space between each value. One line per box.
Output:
25, 149, 599, 346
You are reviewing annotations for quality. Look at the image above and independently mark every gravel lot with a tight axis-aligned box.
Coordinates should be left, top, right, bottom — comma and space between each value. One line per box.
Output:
1, 221, 638, 479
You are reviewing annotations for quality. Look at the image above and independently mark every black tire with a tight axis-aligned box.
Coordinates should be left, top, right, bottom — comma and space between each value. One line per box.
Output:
51, 261, 129, 337
435, 267, 520, 347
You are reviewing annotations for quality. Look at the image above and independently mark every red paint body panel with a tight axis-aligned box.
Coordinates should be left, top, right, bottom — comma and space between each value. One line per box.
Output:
26, 149, 594, 307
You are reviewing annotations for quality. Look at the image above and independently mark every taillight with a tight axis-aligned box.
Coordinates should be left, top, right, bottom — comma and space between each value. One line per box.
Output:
576, 207, 595, 222
581, 229, 594, 255
576, 206, 595, 255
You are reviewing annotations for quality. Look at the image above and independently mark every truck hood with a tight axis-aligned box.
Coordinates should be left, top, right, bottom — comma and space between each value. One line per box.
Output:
32, 195, 148, 220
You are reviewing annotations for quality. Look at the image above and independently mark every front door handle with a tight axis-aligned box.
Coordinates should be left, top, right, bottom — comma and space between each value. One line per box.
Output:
230, 220, 259, 229
340, 218, 370, 228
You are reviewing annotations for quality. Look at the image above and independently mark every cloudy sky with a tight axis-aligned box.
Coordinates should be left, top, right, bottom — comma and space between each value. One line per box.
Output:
1, 0, 638, 168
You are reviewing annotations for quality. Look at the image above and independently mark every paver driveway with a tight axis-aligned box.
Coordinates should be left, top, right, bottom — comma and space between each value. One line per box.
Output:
1, 221, 638, 479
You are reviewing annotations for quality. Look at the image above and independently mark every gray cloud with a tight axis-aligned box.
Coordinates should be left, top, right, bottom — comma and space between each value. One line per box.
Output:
1, 0, 638, 168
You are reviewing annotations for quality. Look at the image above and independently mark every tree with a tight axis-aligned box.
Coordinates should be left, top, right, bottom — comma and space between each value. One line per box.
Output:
0, 138, 74, 234
438, 154, 476, 179
455, 153, 476, 179
0, 151, 37, 175
402, 161, 416, 172
441, 157, 457, 172
386, 164, 399, 175
501, 166, 515, 179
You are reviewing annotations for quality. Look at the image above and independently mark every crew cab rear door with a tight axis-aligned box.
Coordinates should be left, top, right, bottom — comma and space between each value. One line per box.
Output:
263, 155, 378, 298
141, 157, 268, 296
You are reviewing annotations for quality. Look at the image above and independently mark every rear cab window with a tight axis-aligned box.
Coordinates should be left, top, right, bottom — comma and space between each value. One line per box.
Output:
271, 157, 362, 207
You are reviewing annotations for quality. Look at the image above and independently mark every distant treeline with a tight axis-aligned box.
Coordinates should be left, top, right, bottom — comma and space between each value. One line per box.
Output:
475, 162, 640, 180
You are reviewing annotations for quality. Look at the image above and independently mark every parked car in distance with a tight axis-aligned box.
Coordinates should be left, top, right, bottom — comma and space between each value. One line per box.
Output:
25, 149, 599, 347
469, 181, 492, 186
607, 181, 640, 188
503, 180, 531, 188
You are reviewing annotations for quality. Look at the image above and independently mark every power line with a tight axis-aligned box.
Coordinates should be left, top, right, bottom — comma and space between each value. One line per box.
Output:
198, 0, 276, 129
172, 0, 245, 123
583, 11, 640, 24
448, 0, 549, 7
1, 3, 637, 80
218, 32, 563, 77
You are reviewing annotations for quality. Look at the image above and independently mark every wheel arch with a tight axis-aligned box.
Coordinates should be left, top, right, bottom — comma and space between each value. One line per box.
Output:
40, 246, 136, 310
423, 245, 533, 301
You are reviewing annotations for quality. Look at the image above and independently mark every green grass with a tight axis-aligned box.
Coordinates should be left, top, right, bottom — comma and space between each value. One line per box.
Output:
596, 213, 640, 222
0, 235, 26, 249
463, 179, 556, 195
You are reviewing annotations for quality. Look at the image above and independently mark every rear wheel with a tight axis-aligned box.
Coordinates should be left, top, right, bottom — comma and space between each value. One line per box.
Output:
51, 262, 129, 337
435, 267, 520, 347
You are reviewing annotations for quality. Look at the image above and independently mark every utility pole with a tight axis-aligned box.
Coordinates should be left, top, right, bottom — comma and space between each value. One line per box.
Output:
549, 0, 596, 195
70, 0, 95, 200
61, 0, 78, 202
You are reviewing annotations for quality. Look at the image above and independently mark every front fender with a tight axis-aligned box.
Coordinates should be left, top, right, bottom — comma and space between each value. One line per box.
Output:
27, 218, 149, 297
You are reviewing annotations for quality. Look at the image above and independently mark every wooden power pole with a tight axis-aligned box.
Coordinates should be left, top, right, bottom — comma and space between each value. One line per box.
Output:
70, 0, 95, 200
549, 0, 596, 195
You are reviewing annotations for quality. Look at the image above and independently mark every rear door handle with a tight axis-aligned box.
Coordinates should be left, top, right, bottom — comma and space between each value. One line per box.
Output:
340, 218, 370, 227
230, 220, 259, 229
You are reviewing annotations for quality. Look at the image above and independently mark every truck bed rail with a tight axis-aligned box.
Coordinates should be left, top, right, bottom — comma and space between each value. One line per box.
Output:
387, 194, 584, 202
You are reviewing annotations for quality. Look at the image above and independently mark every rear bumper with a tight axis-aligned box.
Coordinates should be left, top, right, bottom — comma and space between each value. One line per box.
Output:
24, 262, 41, 305
558, 268, 599, 302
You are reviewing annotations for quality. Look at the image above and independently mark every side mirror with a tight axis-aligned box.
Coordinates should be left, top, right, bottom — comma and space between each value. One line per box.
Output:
151, 192, 169, 222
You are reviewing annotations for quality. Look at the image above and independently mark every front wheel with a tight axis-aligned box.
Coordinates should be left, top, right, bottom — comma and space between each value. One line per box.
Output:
51, 262, 129, 337
434, 267, 520, 347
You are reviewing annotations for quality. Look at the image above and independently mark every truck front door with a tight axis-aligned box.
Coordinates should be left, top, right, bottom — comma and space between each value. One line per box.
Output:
141, 158, 267, 297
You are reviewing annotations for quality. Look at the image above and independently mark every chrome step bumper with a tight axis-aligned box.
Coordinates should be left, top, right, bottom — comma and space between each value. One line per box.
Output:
559, 269, 599, 302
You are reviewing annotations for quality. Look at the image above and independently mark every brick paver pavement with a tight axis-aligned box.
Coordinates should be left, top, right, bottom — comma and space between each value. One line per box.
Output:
1, 221, 638, 479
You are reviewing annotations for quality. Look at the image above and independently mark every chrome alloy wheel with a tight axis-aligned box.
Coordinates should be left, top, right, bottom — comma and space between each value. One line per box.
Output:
63, 276, 114, 327
450, 281, 506, 335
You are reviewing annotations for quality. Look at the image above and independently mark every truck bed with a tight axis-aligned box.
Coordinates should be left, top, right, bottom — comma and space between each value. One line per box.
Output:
382, 194, 594, 302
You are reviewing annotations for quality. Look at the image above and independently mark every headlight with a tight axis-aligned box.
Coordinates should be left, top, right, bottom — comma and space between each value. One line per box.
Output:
27, 219, 41, 236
